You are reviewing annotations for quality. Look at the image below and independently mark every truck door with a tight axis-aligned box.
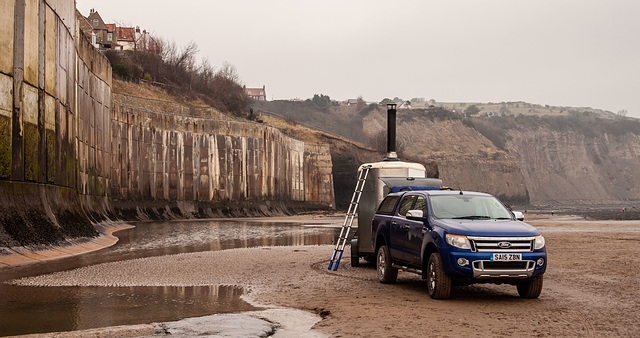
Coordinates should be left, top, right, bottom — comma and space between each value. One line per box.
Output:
390, 195, 418, 262
405, 195, 428, 266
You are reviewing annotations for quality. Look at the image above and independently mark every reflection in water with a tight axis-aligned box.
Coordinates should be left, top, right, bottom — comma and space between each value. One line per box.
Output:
0, 220, 338, 336
93, 220, 337, 262
0, 285, 249, 337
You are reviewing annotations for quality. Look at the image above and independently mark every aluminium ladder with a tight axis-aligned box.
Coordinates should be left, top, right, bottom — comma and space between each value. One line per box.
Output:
328, 165, 372, 271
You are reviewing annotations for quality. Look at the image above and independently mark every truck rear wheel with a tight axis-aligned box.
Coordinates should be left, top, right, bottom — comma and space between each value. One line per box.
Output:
427, 252, 452, 299
377, 245, 398, 283
350, 239, 360, 267
516, 275, 543, 298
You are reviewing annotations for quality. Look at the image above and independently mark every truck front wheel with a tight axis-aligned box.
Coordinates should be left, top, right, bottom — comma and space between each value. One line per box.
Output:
377, 245, 398, 283
516, 275, 543, 298
427, 252, 452, 299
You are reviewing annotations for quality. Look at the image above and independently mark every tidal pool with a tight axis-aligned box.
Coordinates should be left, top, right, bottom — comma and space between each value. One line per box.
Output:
0, 219, 338, 336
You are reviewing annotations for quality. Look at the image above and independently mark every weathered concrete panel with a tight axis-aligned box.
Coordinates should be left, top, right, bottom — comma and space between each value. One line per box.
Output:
291, 139, 304, 201
0, 73, 12, 116
23, 83, 38, 181
22, 84, 38, 124
304, 143, 335, 207
23, 0, 39, 87
45, 93, 55, 182
0, 0, 14, 75
44, 5, 55, 96
55, 21, 66, 106
45, 0, 74, 33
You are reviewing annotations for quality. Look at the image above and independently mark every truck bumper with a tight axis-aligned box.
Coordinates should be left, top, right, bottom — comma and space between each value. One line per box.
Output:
445, 251, 546, 280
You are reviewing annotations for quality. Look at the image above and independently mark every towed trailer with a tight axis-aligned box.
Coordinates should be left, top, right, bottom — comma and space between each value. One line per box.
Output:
329, 103, 442, 270
350, 161, 442, 265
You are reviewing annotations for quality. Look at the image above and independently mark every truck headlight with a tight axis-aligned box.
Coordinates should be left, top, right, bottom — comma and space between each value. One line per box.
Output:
446, 234, 471, 249
534, 235, 545, 250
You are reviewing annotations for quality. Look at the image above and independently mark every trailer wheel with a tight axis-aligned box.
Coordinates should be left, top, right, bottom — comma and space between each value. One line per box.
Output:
427, 252, 451, 299
516, 275, 543, 298
377, 245, 398, 283
350, 239, 360, 267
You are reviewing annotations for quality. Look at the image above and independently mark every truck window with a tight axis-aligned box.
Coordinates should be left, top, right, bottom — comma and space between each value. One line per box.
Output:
414, 196, 427, 214
398, 195, 417, 216
429, 195, 512, 219
377, 196, 400, 214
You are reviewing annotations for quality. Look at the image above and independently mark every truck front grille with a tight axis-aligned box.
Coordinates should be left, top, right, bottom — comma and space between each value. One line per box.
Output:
467, 236, 535, 252
479, 261, 530, 270
472, 260, 536, 279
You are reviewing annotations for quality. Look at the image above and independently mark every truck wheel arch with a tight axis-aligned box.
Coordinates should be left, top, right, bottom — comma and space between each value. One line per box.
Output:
375, 234, 387, 254
422, 243, 439, 278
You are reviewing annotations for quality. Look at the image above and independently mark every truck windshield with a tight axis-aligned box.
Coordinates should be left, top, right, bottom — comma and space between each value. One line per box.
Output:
429, 195, 513, 220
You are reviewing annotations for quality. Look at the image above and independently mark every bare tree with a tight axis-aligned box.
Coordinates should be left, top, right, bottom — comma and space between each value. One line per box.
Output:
195, 57, 215, 92
107, 31, 248, 115
356, 96, 366, 112
219, 61, 240, 82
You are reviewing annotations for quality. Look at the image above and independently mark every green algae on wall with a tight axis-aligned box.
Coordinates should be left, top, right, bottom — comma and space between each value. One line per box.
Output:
46, 128, 55, 182
0, 115, 10, 179
23, 122, 39, 181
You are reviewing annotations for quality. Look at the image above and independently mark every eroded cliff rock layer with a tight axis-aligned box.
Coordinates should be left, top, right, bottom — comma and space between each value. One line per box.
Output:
508, 128, 640, 206
364, 110, 640, 206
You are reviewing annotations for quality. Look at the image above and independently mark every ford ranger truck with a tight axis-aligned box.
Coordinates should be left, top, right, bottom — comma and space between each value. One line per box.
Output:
371, 190, 547, 299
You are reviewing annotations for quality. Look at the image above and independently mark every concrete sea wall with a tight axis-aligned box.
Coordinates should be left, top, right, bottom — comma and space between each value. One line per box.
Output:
0, 0, 334, 248
109, 99, 334, 219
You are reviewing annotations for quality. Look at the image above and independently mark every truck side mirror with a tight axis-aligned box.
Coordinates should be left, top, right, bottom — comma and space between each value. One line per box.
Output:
513, 211, 525, 221
406, 210, 426, 221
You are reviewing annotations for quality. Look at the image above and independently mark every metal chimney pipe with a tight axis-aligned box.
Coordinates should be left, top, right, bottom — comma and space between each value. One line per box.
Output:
386, 103, 398, 160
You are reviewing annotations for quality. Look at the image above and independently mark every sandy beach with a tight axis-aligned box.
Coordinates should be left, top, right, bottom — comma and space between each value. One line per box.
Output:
5, 215, 640, 337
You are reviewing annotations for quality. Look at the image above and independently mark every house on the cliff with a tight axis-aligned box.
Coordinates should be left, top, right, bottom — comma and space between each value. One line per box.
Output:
244, 85, 267, 101
79, 9, 153, 52
84, 9, 116, 49
115, 27, 135, 50
115, 26, 155, 51
345, 99, 358, 106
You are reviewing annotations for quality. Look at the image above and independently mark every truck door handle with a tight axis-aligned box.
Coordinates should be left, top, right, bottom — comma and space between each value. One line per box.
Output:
391, 221, 397, 229
403, 225, 410, 230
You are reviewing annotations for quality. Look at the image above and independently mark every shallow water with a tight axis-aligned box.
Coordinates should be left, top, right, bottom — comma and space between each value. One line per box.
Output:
0, 220, 338, 336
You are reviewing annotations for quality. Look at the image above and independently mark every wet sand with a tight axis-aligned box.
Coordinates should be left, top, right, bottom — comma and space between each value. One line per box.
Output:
0, 222, 134, 268
6, 216, 640, 337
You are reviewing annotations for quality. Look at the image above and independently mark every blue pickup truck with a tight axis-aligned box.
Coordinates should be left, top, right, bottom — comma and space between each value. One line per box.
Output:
371, 189, 547, 299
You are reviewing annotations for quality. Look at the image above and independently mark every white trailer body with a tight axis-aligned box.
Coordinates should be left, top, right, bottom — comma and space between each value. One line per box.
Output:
353, 160, 442, 260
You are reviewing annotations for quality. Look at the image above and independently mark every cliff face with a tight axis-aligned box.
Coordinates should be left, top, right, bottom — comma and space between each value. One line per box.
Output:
363, 109, 640, 206
363, 111, 529, 204
508, 128, 640, 206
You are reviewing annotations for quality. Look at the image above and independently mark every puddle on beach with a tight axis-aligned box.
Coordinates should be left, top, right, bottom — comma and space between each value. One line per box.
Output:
0, 285, 250, 336
0, 220, 338, 336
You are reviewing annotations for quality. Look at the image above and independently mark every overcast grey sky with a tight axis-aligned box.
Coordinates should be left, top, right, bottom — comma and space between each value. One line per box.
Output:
77, 0, 640, 118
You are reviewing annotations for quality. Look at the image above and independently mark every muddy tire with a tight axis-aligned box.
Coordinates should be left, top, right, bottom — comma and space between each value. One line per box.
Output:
377, 245, 398, 284
427, 252, 452, 299
350, 239, 359, 267
516, 275, 544, 298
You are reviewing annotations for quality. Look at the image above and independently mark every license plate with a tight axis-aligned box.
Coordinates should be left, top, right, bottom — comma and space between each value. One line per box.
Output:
492, 253, 522, 261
